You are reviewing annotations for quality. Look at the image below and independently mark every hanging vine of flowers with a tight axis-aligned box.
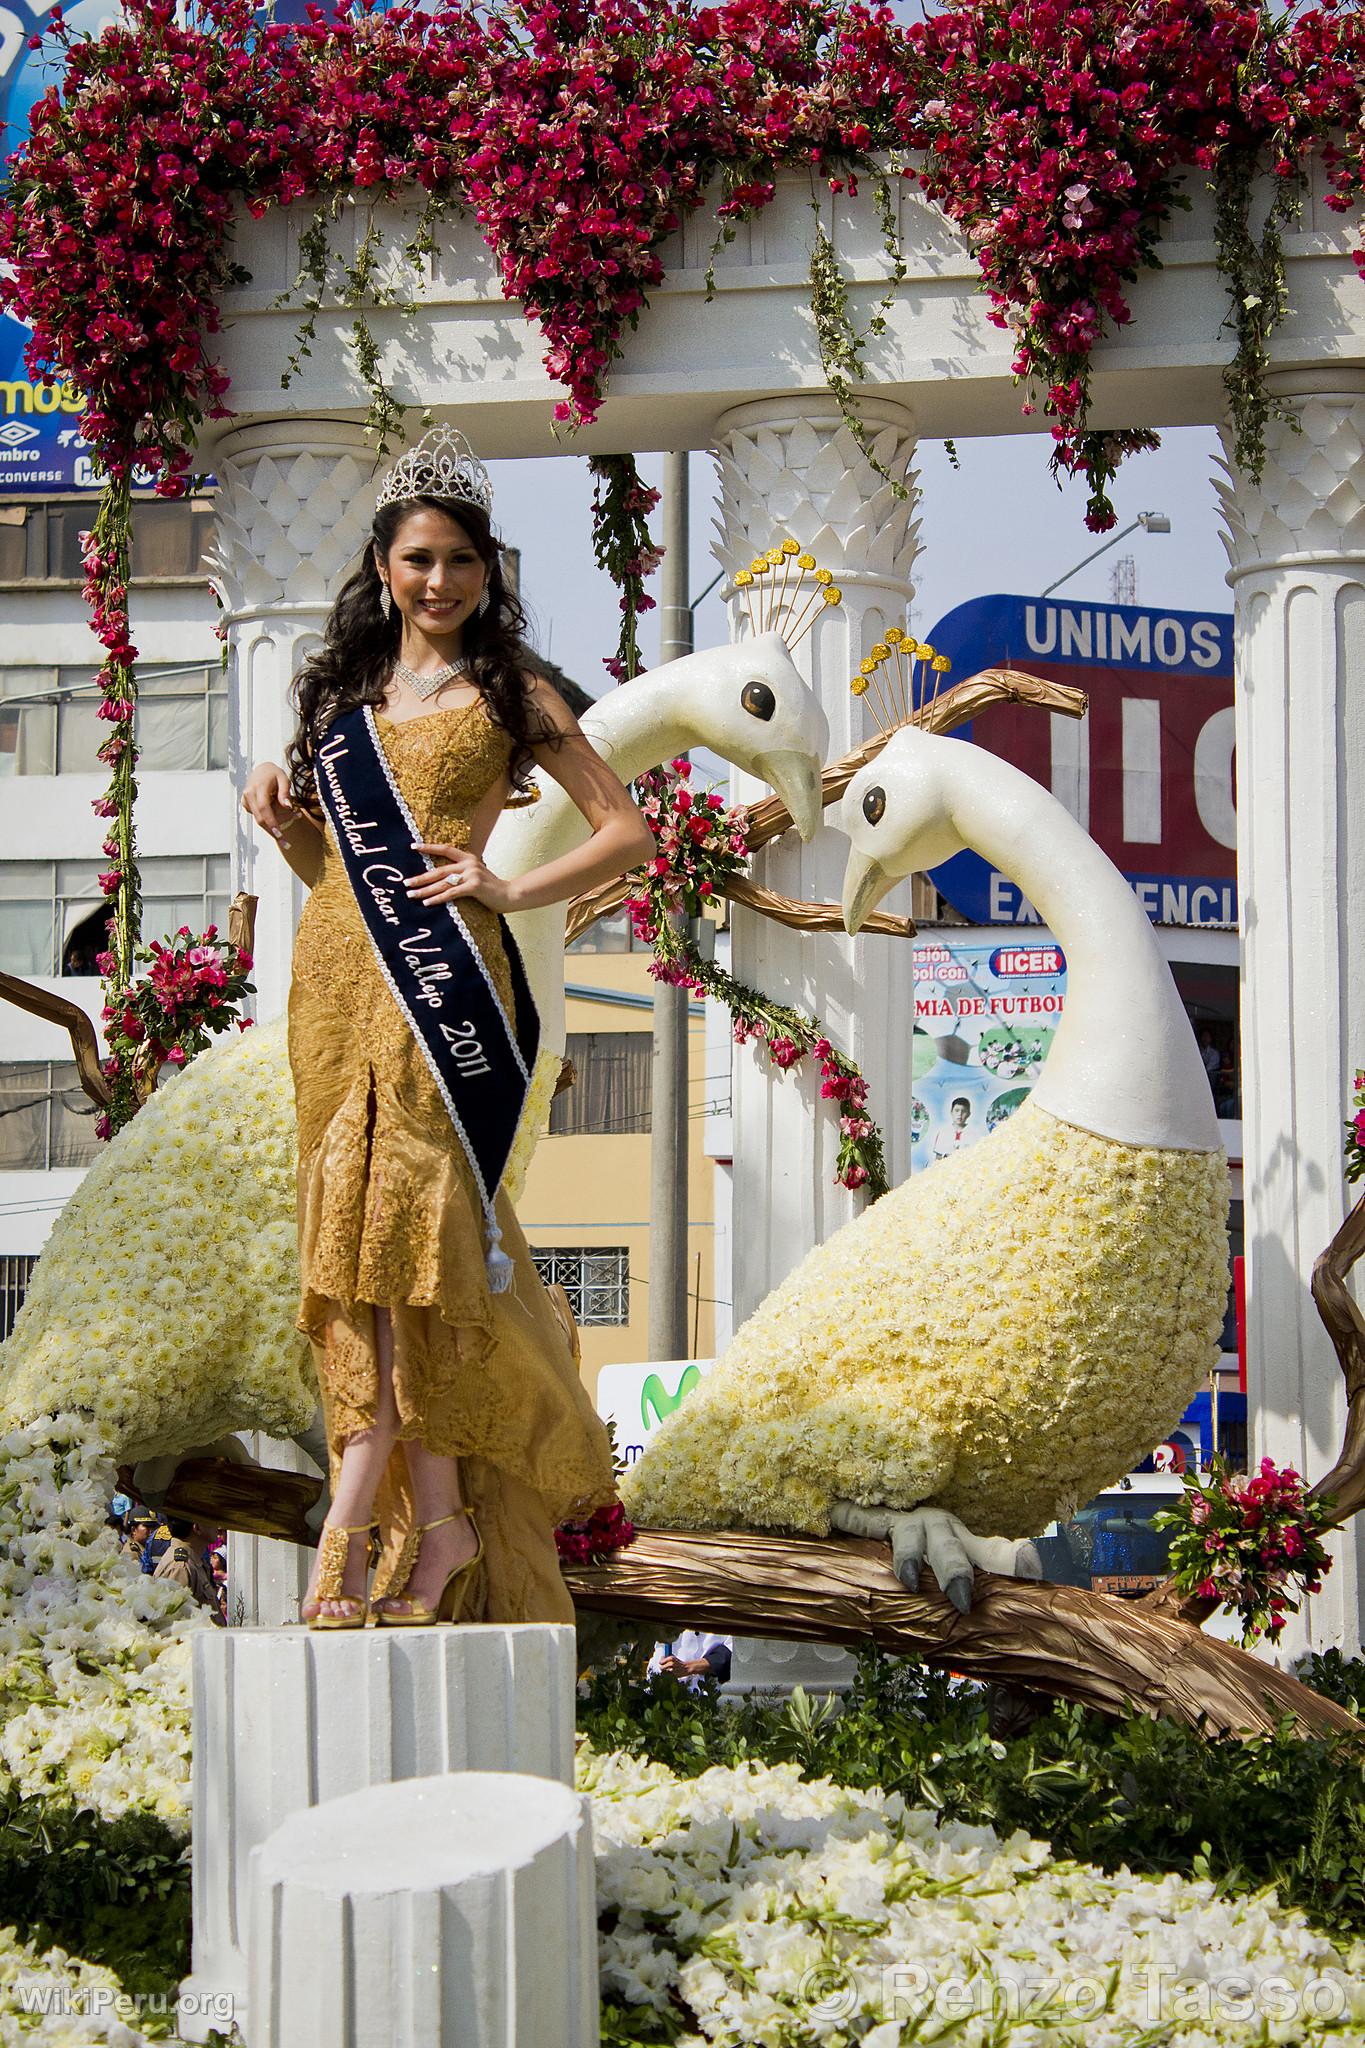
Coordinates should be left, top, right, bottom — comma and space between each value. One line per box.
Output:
626, 764, 889, 1197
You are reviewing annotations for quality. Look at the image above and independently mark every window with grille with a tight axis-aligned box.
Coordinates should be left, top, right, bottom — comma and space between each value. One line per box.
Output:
0, 853, 230, 978
0, 1063, 102, 1170
530, 1246, 630, 1326
0, 1255, 38, 1342
549, 1032, 651, 1136
0, 660, 227, 778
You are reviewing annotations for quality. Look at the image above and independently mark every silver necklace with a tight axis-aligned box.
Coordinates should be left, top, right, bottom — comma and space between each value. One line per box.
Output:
390, 655, 473, 702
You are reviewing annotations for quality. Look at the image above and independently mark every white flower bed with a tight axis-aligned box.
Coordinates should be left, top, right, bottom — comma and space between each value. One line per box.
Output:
0, 1416, 199, 1830
0, 1924, 170, 2046
583, 1747, 1365, 2045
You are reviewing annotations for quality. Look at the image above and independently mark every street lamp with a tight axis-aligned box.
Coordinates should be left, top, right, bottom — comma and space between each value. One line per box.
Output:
1040, 510, 1171, 600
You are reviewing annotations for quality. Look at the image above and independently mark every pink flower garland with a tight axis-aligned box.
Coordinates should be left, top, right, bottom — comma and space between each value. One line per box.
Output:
9, 0, 1364, 521
624, 762, 888, 1196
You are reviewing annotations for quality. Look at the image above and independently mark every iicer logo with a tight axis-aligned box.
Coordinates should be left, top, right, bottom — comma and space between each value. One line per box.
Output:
0, 420, 39, 447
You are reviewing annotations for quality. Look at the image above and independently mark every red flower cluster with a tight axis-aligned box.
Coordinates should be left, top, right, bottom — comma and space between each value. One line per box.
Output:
624, 761, 888, 1195
904, 0, 1339, 528
1345, 1065, 1365, 1184
555, 1499, 636, 1567
97, 924, 255, 1138
1157, 1453, 1334, 1645
626, 758, 749, 937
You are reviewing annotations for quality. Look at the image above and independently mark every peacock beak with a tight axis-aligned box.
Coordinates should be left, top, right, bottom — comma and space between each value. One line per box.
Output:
754, 749, 823, 842
842, 847, 890, 936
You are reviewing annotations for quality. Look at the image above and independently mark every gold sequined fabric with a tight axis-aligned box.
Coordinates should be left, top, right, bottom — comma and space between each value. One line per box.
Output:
289, 702, 616, 1623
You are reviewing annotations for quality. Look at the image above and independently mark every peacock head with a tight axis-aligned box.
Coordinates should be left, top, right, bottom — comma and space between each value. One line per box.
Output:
839, 725, 968, 934
642, 632, 829, 840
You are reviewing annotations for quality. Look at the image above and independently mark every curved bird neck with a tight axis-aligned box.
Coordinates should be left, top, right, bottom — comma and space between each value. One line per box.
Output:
937, 741, 1220, 1152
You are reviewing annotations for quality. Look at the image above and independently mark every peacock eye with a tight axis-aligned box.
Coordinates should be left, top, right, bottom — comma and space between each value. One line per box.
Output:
862, 786, 886, 826
741, 680, 776, 721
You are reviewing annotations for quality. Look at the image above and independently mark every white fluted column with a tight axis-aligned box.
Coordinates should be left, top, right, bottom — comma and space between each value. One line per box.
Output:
206, 418, 380, 1024
1216, 371, 1365, 1656
179, 1624, 579, 2042
712, 398, 921, 1320
207, 421, 378, 1634
248, 1773, 598, 2048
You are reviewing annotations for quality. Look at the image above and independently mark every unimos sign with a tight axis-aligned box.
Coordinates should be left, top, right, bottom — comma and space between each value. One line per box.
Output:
924, 594, 1235, 930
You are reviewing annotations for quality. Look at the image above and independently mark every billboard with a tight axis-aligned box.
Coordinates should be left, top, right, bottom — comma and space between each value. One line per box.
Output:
910, 936, 1067, 1172
1, 2, 102, 491
924, 594, 1236, 928
595, 1357, 717, 1466
1, 0, 317, 493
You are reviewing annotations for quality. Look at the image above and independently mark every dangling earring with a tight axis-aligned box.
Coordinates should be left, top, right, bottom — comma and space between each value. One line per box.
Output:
476, 587, 491, 618
379, 584, 392, 621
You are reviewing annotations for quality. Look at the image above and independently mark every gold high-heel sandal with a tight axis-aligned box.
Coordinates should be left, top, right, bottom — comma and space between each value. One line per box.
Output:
373, 1508, 482, 1627
305, 1521, 378, 1631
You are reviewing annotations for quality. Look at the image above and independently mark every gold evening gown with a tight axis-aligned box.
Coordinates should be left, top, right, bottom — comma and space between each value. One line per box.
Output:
288, 699, 616, 1622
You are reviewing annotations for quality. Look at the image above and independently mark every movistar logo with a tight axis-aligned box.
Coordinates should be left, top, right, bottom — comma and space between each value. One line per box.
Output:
641, 1366, 701, 1428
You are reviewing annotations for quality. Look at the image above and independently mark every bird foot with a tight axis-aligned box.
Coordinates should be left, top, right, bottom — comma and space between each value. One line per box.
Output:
830, 1501, 1043, 1614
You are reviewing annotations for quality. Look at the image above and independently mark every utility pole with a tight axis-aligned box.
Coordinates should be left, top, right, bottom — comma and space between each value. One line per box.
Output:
648, 450, 691, 1360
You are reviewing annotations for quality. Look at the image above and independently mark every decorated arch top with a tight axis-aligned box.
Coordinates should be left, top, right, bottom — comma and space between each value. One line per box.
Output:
4, 0, 1365, 527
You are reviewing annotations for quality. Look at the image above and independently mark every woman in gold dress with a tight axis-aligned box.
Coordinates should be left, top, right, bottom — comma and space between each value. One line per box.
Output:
241, 431, 652, 1629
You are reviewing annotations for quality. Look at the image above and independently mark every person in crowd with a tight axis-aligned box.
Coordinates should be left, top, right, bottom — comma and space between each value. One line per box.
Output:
140, 1517, 173, 1574
121, 1508, 157, 1566
152, 1517, 224, 1621
648, 1631, 733, 1689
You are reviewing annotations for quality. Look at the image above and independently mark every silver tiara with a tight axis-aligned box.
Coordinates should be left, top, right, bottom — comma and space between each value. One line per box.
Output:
375, 427, 494, 518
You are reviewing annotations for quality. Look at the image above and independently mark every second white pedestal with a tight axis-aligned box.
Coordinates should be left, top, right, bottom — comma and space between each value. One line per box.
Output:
247, 1773, 599, 2048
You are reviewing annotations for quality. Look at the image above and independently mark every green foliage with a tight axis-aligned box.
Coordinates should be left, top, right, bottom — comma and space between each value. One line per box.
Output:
578, 1645, 1365, 1942
0, 1785, 190, 2004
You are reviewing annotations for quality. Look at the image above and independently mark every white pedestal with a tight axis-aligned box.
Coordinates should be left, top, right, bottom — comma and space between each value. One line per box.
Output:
247, 1773, 599, 2048
179, 1625, 577, 2044
721, 1634, 857, 1698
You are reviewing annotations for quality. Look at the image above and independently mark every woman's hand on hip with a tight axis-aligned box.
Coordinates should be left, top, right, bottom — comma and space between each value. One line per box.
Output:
408, 843, 516, 913
242, 762, 297, 839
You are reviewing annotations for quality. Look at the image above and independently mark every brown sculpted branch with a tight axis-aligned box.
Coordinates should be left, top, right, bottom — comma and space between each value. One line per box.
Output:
560, 1527, 1362, 1742
157, 1448, 1358, 1742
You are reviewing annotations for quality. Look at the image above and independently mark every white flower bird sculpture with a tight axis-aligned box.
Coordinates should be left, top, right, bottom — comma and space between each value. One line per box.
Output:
622, 722, 1230, 1610
0, 638, 828, 1494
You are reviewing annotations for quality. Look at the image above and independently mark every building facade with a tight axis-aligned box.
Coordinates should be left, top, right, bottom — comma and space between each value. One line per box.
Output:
0, 493, 227, 1328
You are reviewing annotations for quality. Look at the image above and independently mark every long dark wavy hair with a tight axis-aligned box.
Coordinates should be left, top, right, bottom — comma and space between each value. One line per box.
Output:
285, 495, 557, 812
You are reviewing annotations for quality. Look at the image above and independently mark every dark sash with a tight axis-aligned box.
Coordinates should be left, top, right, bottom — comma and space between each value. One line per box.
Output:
314, 704, 540, 1292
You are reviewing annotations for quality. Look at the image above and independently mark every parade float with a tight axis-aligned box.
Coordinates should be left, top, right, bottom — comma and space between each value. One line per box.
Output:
3, 0, 1365, 2040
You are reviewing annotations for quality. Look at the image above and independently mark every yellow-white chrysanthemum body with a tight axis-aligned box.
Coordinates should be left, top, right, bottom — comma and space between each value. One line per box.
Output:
0, 1019, 315, 1464
621, 1102, 1229, 1538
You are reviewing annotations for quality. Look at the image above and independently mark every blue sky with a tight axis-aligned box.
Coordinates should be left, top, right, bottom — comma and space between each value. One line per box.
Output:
492, 423, 1234, 703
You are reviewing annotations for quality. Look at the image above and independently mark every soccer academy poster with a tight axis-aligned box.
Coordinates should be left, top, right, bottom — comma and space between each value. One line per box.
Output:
911, 938, 1067, 1173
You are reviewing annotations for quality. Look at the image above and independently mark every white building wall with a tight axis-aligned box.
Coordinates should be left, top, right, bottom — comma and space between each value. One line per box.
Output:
0, 575, 223, 1276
